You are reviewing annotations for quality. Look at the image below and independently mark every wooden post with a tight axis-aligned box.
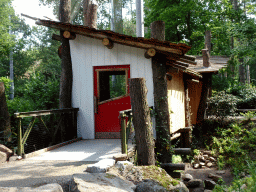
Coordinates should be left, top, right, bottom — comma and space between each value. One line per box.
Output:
246, 65, 250, 84
129, 78, 155, 165
120, 112, 127, 154
17, 118, 22, 156
151, 21, 171, 163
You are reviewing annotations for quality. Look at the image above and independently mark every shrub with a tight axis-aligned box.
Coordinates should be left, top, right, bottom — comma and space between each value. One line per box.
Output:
207, 91, 239, 118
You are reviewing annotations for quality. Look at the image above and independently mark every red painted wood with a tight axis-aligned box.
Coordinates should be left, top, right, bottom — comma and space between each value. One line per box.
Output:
94, 65, 131, 133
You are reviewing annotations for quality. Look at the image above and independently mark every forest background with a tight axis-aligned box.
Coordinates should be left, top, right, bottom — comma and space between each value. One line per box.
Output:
1, 0, 256, 143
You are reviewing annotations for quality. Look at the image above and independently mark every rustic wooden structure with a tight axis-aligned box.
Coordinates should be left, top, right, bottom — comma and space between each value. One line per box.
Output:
33, 19, 226, 142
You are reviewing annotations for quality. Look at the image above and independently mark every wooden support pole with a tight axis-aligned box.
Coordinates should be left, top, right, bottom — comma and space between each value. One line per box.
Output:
102, 38, 114, 49
144, 48, 156, 59
17, 118, 22, 156
120, 112, 127, 154
63, 31, 76, 40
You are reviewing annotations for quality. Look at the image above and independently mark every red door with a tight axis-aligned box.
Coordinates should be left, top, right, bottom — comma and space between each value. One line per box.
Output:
94, 65, 131, 139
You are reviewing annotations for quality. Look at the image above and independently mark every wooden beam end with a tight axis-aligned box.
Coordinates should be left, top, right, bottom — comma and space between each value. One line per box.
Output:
102, 38, 114, 49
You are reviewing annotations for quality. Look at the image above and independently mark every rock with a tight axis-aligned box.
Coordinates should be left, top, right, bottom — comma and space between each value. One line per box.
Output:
71, 172, 135, 192
203, 155, 208, 159
199, 156, 205, 162
204, 180, 216, 190
209, 157, 216, 162
115, 161, 133, 171
206, 162, 213, 168
113, 154, 128, 162
190, 188, 204, 192
199, 162, 205, 167
181, 173, 193, 182
0, 183, 63, 192
193, 163, 200, 169
186, 179, 203, 188
169, 182, 189, 192
208, 173, 222, 182
216, 170, 225, 175
202, 151, 212, 155
8, 154, 18, 162
0, 144, 12, 158
204, 190, 213, 192
86, 159, 115, 173
135, 179, 167, 192
0, 151, 7, 163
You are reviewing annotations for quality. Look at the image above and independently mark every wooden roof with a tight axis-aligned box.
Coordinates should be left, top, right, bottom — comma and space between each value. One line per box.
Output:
36, 20, 191, 56
188, 56, 229, 73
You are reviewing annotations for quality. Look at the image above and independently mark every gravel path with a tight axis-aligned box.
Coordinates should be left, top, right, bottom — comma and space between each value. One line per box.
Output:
0, 159, 94, 190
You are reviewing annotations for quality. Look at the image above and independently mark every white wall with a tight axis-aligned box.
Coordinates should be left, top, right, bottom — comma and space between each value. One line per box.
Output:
70, 35, 153, 139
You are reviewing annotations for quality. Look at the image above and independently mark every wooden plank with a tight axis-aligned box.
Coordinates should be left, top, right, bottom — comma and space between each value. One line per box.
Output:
178, 57, 197, 65
14, 108, 79, 118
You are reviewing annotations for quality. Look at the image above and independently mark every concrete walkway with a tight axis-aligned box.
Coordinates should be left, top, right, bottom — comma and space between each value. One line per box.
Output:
0, 139, 134, 188
28, 139, 134, 162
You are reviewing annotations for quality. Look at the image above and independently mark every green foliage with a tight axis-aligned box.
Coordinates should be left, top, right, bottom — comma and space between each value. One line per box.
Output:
109, 75, 126, 99
207, 91, 239, 118
0, 77, 11, 98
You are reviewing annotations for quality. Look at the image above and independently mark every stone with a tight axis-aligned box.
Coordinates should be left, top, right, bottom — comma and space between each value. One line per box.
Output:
85, 159, 115, 173
0, 151, 7, 163
208, 173, 222, 182
206, 162, 213, 168
204, 190, 213, 192
204, 180, 216, 190
181, 173, 193, 182
186, 179, 203, 188
169, 182, 189, 192
135, 179, 167, 192
0, 183, 63, 192
203, 155, 208, 159
115, 160, 133, 171
193, 163, 200, 169
71, 172, 135, 192
8, 155, 18, 162
216, 170, 225, 175
209, 157, 216, 162
190, 188, 204, 192
0, 144, 13, 158
113, 154, 128, 162
203, 150, 212, 155
199, 156, 205, 162
199, 162, 205, 167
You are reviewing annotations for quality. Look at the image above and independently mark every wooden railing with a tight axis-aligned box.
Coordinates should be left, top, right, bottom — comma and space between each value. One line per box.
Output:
14, 108, 79, 156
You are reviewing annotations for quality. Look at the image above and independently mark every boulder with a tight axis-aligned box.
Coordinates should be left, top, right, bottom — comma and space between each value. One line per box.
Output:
115, 161, 133, 171
0, 183, 63, 192
70, 172, 135, 192
0, 151, 7, 163
86, 159, 115, 173
0, 144, 12, 158
135, 179, 167, 192
186, 179, 203, 188
208, 173, 222, 182
169, 182, 189, 192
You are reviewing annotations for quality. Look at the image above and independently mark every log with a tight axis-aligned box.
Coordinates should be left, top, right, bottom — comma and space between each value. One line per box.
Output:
144, 48, 156, 59
173, 148, 191, 155
129, 78, 155, 165
150, 21, 165, 41
102, 38, 114, 49
63, 31, 76, 40
87, 3, 98, 29
161, 163, 186, 170
52, 34, 62, 41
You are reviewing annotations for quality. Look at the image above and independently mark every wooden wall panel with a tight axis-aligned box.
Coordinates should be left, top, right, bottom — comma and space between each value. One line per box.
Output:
167, 71, 186, 134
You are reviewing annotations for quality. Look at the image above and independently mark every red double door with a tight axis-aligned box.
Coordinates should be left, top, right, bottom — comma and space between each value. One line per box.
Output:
93, 65, 131, 139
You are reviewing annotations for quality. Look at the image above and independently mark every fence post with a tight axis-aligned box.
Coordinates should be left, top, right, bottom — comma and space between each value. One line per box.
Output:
17, 118, 23, 156
120, 112, 127, 154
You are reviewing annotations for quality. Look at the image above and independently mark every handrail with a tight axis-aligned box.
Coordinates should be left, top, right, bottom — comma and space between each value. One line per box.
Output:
14, 108, 79, 118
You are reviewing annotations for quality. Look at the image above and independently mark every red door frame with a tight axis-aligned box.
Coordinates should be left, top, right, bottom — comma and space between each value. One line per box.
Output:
93, 65, 131, 139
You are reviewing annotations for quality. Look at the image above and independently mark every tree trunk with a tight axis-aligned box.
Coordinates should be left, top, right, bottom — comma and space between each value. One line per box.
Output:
59, 0, 73, 141
151, 21, 171, 163
0, 82, 11, 142
239, 64, 246, 84
129, 78, 155, 165
83, 0, 98, 28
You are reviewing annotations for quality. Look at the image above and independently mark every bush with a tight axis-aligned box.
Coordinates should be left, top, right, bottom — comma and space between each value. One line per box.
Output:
207, 91, 239, 118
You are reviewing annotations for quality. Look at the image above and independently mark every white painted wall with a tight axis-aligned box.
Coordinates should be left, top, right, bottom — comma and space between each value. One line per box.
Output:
70, 35, 154, 139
